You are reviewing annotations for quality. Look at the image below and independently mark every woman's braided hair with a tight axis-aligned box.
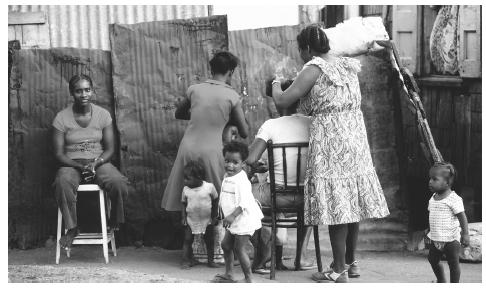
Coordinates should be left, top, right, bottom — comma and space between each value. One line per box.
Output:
297, 24, 330, 54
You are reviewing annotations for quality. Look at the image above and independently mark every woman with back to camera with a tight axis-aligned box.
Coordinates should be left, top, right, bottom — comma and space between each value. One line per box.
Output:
271, 24, 390, 283
53, 74, 128, 249
162, 51, 249, 265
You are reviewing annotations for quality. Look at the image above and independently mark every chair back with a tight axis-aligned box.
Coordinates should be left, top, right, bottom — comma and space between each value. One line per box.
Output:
267, 140, 309, 213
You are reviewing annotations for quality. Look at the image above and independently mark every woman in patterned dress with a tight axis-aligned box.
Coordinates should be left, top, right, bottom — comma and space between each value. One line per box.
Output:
271, 24, 389, 283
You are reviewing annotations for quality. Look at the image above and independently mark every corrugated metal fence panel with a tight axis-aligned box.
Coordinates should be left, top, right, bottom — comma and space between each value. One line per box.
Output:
229, 25, 305, 144
8, 5, 209, 50
8, 48, 114, 248
110, 16, 228, 225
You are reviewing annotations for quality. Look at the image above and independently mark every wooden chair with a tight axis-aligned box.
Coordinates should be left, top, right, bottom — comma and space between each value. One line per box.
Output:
56, 184, 116, 264
262, 140, 322, 279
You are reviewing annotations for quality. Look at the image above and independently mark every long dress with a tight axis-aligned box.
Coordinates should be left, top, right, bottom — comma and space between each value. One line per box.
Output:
162, 79, 240, 262
299, 56, 390, 225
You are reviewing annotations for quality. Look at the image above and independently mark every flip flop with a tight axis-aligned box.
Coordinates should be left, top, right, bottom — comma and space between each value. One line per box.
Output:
210, 274, 236, 283
297, 261, 318, 271
253, 268, 270, 275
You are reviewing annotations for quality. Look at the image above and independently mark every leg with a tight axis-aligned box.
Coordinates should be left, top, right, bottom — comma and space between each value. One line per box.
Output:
300, 226, 313, 265
234, 235, 253, 283
204, 224, 218, 267
54, 167, 81, 230
110, 229, 117, 256
54, 167, 81, 248
444, 241, 461, 283
95, 163, 129, 226
428, 243, 446, 283
221, 230, 235, 278
252, 227, 271, 271
182, 225, 194, 268
313, 225, 323, 272
345, 222, 359, 264
328, 224, 348, 273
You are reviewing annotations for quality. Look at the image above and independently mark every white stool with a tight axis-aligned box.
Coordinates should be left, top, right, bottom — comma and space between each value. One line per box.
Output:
56, 184, 117, 264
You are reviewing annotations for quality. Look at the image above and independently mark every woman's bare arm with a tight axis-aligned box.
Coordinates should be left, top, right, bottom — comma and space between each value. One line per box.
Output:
230, 101, 249, 138
273, 65, 321, 108
53, 128, 85, 170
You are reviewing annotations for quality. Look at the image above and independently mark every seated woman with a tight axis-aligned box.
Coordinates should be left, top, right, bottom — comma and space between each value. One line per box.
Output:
53, 74, 128, 249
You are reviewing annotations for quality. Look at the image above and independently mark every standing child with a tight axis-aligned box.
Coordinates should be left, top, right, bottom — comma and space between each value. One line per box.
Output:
211, 141, 263, 283
181, 160, 220, 269
425, 162, 469, 283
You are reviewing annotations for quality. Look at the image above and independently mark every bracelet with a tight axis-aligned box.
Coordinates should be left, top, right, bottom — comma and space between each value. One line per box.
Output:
271, 79, 281, 86
95, 157, 104, 164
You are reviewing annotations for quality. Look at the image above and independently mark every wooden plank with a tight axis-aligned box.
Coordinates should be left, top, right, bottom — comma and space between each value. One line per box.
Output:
20, 24, 50, 49
418, 76, 463, 87
458, 5, 481, 78
392, 5, 418, 73
9, 12, 46, 25
421, 7, 438, 75
8, 26, 16, 41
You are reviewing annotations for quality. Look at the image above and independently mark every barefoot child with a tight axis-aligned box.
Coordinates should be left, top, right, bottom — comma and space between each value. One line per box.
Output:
181, 160, 220, 269
425, 162, 469, 283
212, 141, 264, 283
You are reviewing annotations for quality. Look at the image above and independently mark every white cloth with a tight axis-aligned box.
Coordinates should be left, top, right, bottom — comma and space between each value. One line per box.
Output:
325, 16, 389, 57
428, 191, 464, 242
182, 181, 218, 234
219, 170, 263, 235
256, 114, 311, 186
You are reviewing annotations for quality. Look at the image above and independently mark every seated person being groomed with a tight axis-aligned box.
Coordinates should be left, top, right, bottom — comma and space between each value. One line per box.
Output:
53, 74, 128, 249
246, 79, 315, 273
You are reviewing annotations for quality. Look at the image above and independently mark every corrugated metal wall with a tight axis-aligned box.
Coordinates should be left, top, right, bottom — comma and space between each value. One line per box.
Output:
8, 5, 209, 50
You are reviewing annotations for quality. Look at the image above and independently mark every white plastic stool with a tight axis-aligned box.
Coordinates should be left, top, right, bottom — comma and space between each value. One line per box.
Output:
56, 184, 117, 264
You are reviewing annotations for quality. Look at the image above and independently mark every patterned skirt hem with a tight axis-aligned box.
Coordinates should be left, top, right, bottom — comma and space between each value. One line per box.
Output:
303, 170, 390, 225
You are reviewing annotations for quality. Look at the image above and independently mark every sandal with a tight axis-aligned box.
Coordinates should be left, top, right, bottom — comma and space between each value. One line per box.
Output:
253, 267, 270, 275
347, 261, 360, 278
312, 270, 348, 283
210, 274, 236, 283
59, 228, 78, 249
296, 260, 318, 271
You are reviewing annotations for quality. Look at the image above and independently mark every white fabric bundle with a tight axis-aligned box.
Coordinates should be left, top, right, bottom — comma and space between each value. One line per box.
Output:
325, 16, 389, 56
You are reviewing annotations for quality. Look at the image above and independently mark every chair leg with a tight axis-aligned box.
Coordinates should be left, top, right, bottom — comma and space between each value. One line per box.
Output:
294, 213, 303, 271
56, 208, 62, 264
313, 225, 322, 272
111, 231, 117, 257
270, 212, 277, 280
99, 190, 109, 264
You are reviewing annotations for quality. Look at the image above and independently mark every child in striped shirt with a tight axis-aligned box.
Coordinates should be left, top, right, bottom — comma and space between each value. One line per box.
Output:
425, 162, 469, 283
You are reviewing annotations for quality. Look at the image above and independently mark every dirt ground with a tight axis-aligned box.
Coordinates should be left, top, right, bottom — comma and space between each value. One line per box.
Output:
8, 243, 482, 283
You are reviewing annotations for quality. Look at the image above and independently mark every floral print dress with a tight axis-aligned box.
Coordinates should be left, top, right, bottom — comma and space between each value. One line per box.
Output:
299, 56, 389, 225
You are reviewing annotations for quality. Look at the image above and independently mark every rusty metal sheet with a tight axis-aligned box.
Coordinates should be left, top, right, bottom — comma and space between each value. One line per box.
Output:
8, 48, 113, 248
229, 25, 305, 143
110, 15, 228, 224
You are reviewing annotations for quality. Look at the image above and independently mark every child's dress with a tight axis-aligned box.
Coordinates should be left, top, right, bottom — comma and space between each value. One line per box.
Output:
182, 181, 218, 234
219, 170, 263, 236
428, 191, 464, 250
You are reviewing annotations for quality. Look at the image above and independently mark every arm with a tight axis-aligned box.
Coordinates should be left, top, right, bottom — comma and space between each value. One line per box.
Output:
246, 138, 267, 166
272, 65, 321, 109
457, 212, 470, 246
230, 101, 249, 138
53, 128, 85, 170
87, 124, 115, 171
222, 206, 243, 228
181, 201, 188, 226
175, 97, 191, 120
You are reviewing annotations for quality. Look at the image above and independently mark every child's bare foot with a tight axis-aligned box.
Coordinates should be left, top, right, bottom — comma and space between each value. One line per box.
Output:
276, 262, 289, 271
190, 258, 201, 267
